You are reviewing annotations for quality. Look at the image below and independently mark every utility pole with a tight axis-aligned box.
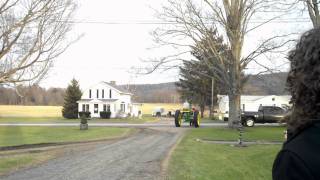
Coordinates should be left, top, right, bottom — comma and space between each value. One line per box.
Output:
211, 77, 214, 118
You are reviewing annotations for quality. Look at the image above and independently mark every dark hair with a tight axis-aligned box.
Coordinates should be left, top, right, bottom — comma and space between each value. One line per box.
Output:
287, 28, 320, 133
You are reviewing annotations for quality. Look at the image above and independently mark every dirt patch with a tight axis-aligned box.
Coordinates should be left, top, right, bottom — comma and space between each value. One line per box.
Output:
0, 147, 64, 176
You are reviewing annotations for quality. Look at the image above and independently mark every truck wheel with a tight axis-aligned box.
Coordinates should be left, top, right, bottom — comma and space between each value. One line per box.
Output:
245, 118, 255, 127
174, 110, 182, 127
193, 111, 200, 128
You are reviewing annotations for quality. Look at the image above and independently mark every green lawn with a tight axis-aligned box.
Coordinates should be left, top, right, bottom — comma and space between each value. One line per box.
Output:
168, 127, 285, 180
0, 126, 133, 147
192, 126, 286, 142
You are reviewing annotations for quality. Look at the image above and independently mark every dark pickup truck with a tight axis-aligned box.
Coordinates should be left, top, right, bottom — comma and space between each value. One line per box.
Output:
241, 106, 288, 127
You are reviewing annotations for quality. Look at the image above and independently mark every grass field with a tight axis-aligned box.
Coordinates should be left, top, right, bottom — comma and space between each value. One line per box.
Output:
0, 104, 181, 118
0, 105, 62, 117
168, 127, 285, 180
0, 126, 133, 147
140, 103, 180, 114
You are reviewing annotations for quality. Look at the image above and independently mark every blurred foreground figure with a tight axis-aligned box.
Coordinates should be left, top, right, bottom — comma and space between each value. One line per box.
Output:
273, 28, 320, 180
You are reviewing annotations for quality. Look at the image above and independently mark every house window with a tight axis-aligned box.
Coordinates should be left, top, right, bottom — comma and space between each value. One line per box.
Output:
94, 104, 98, 113
85, 104, 89, 112
96, 89, 99, 98
120, 103, 125, 112
89, 89, 92, 98
82, 104, 85, 112
107, 104, 110, 112
109, 89, 112, 99
102, 89, 104, 98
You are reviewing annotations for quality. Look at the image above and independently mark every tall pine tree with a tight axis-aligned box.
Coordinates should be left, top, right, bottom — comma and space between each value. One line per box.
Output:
176, 30, 229, 117
62, 79, 82, 119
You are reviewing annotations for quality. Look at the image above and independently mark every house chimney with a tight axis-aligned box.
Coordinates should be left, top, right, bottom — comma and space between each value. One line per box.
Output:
110, 81, 116, 85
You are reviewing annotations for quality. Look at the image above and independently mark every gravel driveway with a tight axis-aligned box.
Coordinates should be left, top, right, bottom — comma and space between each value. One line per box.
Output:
1, 128, 185, 180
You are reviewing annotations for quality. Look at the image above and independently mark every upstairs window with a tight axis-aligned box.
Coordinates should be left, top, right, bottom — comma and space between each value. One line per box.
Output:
96, 89, 99, 98
89, 89, 92, 98
102, 89, 104, 98
109, 89, 112, 99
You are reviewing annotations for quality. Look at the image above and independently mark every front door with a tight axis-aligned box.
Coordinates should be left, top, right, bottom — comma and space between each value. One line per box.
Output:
94, 104, 99, 114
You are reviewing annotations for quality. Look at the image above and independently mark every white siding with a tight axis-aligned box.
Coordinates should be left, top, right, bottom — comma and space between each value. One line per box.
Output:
217, 95, 291, 119
78, 82, 136, 118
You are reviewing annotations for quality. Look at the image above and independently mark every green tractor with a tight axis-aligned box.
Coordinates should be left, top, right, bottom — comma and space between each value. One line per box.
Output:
174, 102, 200, 128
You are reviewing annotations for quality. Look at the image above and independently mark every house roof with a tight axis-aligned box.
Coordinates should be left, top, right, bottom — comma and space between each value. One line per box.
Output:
102, 82, 132, 95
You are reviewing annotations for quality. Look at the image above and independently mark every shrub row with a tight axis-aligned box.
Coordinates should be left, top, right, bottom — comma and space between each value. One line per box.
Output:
78, 111, 111, 119
79, 112, 91, 118
100, 111, 111, 119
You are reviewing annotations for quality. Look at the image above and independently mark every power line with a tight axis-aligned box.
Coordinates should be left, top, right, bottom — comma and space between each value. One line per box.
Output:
64, 20, 176, 25
0, 18, 312, 28
53, 18, 312, 25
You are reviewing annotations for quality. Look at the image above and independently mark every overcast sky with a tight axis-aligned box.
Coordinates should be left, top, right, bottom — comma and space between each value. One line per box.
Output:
40, 0, 312, 89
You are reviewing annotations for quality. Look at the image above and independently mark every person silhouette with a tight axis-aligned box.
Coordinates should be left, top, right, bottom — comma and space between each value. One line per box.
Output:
273, 28, 320, 180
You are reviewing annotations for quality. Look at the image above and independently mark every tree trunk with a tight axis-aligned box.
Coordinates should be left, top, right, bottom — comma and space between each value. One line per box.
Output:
200, 104, 205, 118
228, 47, 241, 128
228, 93, 240, 128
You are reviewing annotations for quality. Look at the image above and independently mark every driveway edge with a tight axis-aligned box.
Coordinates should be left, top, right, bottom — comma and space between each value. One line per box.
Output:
160, 129, 187, 178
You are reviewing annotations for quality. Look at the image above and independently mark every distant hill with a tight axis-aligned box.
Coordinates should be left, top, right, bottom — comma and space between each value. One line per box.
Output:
118, 82, 181, 103
120, 72, 289, 103
242, 72, 289, 95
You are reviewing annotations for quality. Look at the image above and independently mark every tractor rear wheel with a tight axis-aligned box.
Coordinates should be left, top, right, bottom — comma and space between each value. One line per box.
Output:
193, 110, 200, 128
174, 110, 182, 127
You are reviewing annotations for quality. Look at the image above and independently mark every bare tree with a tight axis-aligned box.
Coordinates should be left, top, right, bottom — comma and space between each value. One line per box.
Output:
302, 0, 320, 27
0, 0, 78, 85
148, 0, 295, 128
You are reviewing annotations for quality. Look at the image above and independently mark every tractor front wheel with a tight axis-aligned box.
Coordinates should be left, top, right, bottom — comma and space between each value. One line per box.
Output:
193, 110, 200, 128
174, 110, 182, 127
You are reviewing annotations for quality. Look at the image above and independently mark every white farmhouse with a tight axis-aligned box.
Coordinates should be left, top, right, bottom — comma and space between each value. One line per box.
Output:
217, 95, 291, 120
77, 81, 142, 118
